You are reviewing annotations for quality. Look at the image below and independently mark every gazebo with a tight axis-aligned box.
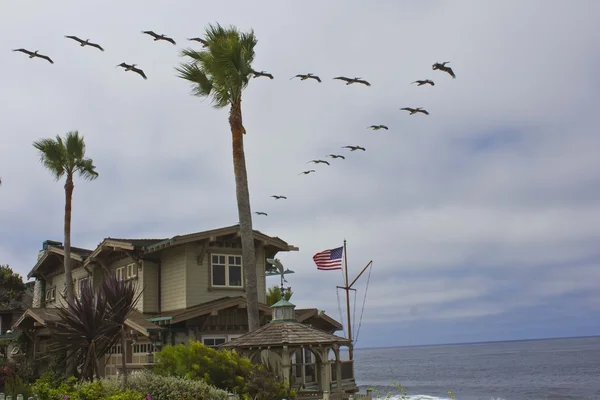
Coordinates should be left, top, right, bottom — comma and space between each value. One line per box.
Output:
222, 299, 358, 395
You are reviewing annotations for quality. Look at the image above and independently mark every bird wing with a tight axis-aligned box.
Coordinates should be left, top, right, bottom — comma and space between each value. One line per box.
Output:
142, 30, 158, 37
420, 109, 430, 115
324, 161, 330, 165
165, 37, 176, 45
315, 76, 322, 82
334, 76, 352, 82
290, 74, 303, 80
133, 67, 147, 79
358, 80, 371, 86
89, 42, 104, 51
38, 54, 54, 64
382, 125, 389, 129
117, 62, 129, 68
400, 107, 413, 112
13, 48, 33, 55
65, 35, 83, 43
446, 67, 456, 78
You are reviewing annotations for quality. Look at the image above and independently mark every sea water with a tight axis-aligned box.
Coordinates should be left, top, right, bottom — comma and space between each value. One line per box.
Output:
353, 336, 600, 400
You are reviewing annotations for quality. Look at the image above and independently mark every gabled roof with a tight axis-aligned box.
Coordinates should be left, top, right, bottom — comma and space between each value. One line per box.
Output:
150, 296, 272, 325
295, 308, 343, 331
13, 307, 164, 337
222, 321, 350, 348
143, 224, 298, 254
28, 245, 93, 278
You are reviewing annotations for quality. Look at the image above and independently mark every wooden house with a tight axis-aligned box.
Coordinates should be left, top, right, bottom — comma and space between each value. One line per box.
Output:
12, 224, 343, 377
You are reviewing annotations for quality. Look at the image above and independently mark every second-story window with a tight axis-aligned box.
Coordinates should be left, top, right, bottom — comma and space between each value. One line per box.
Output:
211, 254, 243, 288
115, 266, 125, 281
126, 263, 138, 279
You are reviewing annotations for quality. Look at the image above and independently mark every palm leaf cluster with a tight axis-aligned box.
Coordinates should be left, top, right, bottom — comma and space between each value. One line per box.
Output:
47, 274, 141, 380
176, 23, 257, 109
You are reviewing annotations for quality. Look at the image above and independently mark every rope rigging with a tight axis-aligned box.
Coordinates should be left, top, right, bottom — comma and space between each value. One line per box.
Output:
353, 261, 373, 346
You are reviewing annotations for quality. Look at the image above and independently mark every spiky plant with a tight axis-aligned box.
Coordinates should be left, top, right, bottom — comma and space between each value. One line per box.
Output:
102, 272, 142, 386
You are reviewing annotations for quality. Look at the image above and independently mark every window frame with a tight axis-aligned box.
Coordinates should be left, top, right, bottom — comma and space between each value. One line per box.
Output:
202, 335, 228, 347
210, 253, 243, 289
115, 266, 125, 281
126, 263, 138, 279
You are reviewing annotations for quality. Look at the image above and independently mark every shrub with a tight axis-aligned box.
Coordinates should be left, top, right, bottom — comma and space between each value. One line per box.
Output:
154, 340, 292, 400
102, 370, 229, 400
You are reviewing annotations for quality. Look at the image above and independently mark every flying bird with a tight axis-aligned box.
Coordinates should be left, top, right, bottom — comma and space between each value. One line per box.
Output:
250, 70, 274, 79
64, 36, 104, 51
400, 107, 429, 115
333, 76, 371, 86
142, 31, 176, 45
308, 159, 330, 166
299, 170, 316, 175
117, 63, 147, 79
412, 79, 434, 86
291, 73, 321, 82
254, 212, 268, 216
368, 125, 389, 130
12, 49, 54, 64
343, 146, 366, 151
271, 195, 287, 200
432, 61, 456, 78
187, 37, 208, 47
327, 154, 346, 159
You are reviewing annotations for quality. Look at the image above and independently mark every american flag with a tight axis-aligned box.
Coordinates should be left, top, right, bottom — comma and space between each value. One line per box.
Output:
313, 246, 344, 270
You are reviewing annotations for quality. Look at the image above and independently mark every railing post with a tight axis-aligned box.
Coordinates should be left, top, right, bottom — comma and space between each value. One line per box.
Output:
323, 391, 330, 400
366, 389, 373, 400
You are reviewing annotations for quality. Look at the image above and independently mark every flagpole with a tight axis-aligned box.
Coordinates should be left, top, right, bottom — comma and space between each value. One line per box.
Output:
343, 239, 353, 360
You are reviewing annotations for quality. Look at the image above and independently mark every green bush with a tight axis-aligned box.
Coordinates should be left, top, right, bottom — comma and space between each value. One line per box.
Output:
102, 370, 229, 400
154, 340, 293, 400
30, 375, 145, 400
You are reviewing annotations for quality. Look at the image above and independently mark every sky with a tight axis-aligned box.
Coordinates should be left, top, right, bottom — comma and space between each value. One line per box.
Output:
1, 0, 600, 348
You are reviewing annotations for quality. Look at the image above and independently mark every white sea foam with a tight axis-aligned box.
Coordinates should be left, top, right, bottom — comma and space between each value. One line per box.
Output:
379, 396, 452, 400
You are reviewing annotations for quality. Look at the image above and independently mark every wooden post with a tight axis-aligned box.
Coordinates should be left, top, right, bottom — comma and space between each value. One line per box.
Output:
343, 240, 353, 360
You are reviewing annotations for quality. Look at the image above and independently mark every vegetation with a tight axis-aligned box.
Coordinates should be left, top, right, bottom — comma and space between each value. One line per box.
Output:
32, 130, 98, 307
154, 340, 293, 400
176, 23, 261, 331
0, 264, 27, 308
266, 285, 293, 306
47, 274, 141, 381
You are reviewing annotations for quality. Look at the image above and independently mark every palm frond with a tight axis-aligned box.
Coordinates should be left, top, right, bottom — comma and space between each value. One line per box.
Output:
33, 130, 98, 182
102, 273, 143, 325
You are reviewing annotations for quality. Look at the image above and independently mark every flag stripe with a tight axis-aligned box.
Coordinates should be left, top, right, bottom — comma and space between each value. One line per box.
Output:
313, 246, 343, 270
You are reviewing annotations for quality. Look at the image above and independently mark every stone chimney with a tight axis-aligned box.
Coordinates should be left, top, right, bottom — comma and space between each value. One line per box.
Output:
31, 279, 45, 308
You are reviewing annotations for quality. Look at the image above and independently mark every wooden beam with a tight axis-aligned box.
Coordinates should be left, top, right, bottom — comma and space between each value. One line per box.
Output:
210, 310, 219, 316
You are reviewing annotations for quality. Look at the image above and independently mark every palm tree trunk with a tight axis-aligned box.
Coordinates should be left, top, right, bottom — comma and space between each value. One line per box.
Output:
64, 176, 76, 377
229, 99, 260, 332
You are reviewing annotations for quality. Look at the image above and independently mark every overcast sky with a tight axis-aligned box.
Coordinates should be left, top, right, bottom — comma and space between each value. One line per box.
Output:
1, 0, 599, 348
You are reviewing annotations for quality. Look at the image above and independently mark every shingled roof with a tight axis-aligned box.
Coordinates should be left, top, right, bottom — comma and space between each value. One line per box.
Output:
222, 320, 350, 348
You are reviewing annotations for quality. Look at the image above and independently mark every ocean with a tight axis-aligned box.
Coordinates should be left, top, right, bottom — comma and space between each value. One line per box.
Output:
353, 336, 600, 400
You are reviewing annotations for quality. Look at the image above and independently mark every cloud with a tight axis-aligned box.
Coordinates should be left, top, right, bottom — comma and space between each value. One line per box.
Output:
1, 0, 600, 346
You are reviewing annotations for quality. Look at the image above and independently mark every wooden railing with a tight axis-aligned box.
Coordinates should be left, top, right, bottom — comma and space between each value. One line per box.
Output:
330, 360, 355, 381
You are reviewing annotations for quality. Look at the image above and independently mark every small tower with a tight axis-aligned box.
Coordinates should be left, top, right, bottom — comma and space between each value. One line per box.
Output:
270, 299, 296, 322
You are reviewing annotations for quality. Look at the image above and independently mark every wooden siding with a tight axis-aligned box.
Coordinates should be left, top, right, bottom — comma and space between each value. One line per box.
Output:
109, 255, 145, 313
142, 260, 159, 313
160, 247, 187, 312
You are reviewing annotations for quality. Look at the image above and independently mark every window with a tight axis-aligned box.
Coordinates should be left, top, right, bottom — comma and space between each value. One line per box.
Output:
126, 263, 138, 279
115, 266, 125, 281
78, 277, 89, 296
202, 337, 227, 347
108, 345, 122, 354
132, 343, 155, 354
46, 287, 56, 302
211, 254, 243, 288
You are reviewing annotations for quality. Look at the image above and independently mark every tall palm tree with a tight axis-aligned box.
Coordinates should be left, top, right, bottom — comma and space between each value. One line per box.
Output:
33, 131, 98, 306
176, 23, 261, 331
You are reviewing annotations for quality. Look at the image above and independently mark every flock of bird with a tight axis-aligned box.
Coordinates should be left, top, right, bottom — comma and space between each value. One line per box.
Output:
252, 64, 456, 216
9, 30, 457, 218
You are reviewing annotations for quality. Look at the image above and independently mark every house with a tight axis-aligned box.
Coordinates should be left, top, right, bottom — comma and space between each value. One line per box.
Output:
0, 281, 33, 360
13, 224, 343, 377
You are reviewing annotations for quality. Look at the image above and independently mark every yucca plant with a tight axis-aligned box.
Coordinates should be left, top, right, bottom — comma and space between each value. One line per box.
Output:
102, 273, 142, 386
48, 275, 142, 381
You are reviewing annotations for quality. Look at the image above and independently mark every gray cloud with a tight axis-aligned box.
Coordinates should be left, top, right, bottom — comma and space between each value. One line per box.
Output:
1, 0, 599, 345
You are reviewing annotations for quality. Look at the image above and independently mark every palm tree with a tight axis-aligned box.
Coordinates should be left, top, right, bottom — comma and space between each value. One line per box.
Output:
266, 285, 293, 306
176, 23, 261, 331
33, 131, 98, 306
